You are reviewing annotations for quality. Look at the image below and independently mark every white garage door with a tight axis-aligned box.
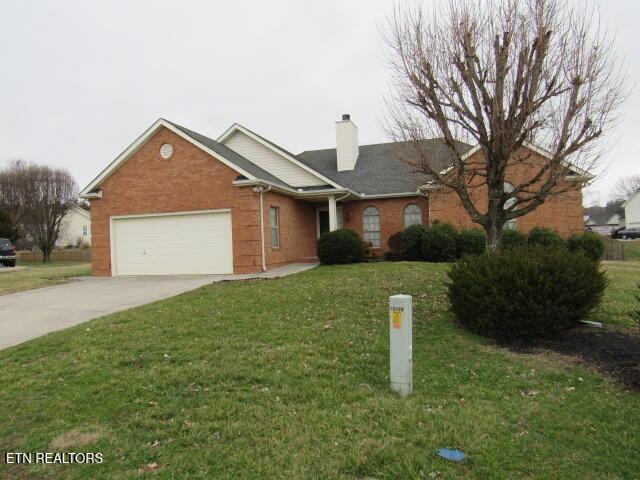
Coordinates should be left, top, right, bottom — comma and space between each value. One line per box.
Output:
111, 210, 233, 275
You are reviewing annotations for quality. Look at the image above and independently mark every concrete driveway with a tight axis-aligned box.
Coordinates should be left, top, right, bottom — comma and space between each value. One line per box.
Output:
0, 263, 316, 350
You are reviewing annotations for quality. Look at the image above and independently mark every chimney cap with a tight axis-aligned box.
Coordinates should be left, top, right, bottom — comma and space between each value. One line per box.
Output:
341, 113, 351, 121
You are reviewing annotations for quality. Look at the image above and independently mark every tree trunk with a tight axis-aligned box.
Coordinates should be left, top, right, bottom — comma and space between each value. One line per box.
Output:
41, 245, 52, 263
485, 220, 503, 253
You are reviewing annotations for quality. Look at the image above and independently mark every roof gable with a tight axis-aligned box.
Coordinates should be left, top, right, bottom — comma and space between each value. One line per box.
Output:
218, 124, 343, 189
80, 119, 290, 197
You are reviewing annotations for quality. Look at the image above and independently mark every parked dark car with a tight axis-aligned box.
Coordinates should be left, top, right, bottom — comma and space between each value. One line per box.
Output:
610, 226, 625, 239
618, 228, 640, 240
0, 238, 17, 267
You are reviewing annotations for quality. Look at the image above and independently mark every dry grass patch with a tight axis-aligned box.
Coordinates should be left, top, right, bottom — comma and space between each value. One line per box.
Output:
49, 427, 104, 450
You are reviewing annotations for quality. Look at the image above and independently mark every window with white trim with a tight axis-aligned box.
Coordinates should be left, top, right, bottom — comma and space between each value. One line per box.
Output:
403, 204, 422, 228
270, 207, 280, 248
82, 225, 88, 236
363, 206, 381, 247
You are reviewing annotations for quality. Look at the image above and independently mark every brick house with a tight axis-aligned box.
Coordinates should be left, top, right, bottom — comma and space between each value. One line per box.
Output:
80, 116, 589, 276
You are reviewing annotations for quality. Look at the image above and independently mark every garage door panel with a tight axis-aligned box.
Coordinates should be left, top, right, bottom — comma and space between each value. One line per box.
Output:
112, 211, 233, 275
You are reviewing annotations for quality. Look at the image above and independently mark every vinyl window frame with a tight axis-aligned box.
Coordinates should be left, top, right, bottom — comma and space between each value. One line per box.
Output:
362, 206, 381, 248
270, 206, 280, 249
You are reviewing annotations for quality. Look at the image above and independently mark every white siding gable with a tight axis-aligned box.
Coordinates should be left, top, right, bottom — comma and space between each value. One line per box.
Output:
625, 191, 640, 228
56, 207, 91, 247
223, 131, 325, 187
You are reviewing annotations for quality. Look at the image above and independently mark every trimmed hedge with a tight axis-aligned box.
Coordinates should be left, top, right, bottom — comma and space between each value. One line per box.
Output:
400, 225, 428, 260
456, 229, 486, 257
566, 232, 605, 261
501, 228, 527, 250
317, 229, 365, 265
385, 231, 404, 261
420, 222, 458, 262
527, 227, 564, 248
447, 246, 608, 340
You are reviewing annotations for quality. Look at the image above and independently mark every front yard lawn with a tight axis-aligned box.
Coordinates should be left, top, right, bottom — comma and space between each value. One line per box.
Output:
623, 239, 640, 261
1, 262, 638, 479
0, 262, 91, 296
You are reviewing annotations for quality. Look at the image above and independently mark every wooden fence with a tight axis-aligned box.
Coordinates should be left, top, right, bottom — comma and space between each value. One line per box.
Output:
602, 240, 624, 261
18, 249, 92, 263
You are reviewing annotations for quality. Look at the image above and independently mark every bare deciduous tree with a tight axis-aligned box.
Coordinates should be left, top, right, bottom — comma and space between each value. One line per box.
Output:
0, 160, 32, 234
0, 161, 78, 262
613, 175, 640, 201
384, 0, 626, 250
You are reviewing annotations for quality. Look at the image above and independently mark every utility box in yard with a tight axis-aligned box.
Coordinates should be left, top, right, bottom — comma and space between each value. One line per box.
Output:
389, 294, 413, 397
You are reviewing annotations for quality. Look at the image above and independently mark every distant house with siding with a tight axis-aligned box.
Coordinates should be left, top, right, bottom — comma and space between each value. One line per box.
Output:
56, 206, 91, 247
584, 212, 623, 235
623, 190, 640, 228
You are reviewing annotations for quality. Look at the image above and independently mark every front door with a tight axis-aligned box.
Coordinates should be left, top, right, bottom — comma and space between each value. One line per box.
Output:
316, 207, 344, 238
318, 210, 330, 237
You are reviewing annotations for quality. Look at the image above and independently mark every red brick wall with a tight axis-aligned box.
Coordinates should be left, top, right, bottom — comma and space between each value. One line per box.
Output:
429, 148, 584, 237
342, 197, 429, 254
90, 131, 584, 276
262, 191, 318, 267
89, 127, 263, 276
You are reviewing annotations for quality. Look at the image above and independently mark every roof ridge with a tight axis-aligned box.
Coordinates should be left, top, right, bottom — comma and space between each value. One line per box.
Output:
298, 138, 473, 156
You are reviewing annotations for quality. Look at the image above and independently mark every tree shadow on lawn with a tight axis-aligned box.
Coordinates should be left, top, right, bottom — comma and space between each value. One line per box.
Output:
508, 326, 640, 391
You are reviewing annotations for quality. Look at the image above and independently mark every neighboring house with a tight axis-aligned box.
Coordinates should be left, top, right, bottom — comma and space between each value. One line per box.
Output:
56, 206, 92, 247
80, 116, 589, 276
623, 190, 640, 228
584, 212, 623, 236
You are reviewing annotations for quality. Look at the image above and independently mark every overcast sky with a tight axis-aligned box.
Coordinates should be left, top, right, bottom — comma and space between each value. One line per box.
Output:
0, 0, 637, 205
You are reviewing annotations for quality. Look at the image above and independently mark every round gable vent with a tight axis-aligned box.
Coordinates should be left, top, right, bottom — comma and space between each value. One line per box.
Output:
160, 143, 174, 159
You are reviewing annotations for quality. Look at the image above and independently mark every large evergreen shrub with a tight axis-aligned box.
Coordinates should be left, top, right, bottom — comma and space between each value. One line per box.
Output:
317, 229, 365, 265
447, 246, 608, 340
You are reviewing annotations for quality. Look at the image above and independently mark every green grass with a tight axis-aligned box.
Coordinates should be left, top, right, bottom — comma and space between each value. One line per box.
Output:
0, 262, 91, 296
0, 263, 639, 479
595, 260, 640, 328
623, 240, 640, 261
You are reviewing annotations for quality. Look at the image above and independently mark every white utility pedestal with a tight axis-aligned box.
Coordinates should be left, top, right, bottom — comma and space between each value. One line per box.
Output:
389, 294, 413, 397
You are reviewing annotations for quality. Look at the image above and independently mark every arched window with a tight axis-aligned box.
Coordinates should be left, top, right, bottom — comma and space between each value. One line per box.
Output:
363, 206, 381, 247
403, 204, 422, 228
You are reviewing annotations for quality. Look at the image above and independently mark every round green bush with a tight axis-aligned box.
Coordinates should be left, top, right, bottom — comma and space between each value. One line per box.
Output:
501, 228, 526, 250
385, 231, 404, 261
447, 246, 608, 340
421, 222, 458, 262
566, 232, 605, 261
400, 225, 428, 260
527, 227, 564, 248
317, 229, 365, 265
456, 229, 486, 258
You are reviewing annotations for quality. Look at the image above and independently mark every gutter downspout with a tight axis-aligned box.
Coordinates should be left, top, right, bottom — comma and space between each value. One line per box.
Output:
254, 184, 272, 272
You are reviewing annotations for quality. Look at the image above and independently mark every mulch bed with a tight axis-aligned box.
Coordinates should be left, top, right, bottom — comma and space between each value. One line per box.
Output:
509, 325, 640, 391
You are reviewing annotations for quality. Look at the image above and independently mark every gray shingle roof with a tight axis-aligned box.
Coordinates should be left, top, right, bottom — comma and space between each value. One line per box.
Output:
166, 119, 291, 189
297, 140, 472, 195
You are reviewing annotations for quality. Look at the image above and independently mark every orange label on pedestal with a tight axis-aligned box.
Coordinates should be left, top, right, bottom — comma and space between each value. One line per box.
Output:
392, 310, 402, 329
